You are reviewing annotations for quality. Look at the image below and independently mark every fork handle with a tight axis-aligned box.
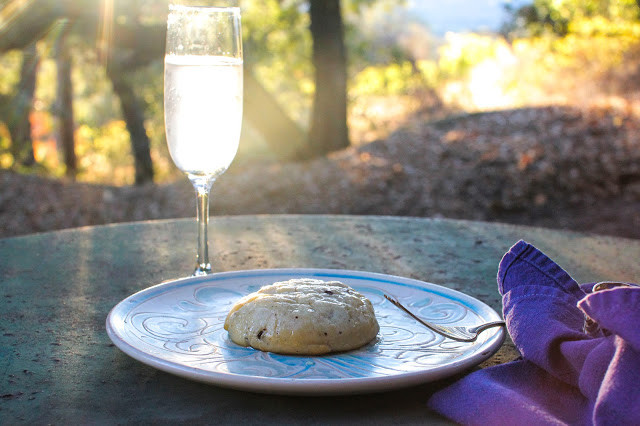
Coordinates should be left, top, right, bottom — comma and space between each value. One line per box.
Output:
471, 321, 506, 334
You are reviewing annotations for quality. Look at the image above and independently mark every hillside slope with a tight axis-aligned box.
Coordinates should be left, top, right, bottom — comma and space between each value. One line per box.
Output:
2, 105, 639, 239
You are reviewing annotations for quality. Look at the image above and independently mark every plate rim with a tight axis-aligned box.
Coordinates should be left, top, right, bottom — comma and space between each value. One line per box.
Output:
106, 267, 505, 395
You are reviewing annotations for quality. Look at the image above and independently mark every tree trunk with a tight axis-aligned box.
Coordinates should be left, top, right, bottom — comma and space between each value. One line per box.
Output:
55, 29, 77, 178
306, 0, 350, 158
9, 42, 38, 166
107, 67, 154, 185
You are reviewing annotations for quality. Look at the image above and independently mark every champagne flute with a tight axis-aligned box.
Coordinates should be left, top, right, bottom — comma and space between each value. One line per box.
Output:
164, 4, 243, 276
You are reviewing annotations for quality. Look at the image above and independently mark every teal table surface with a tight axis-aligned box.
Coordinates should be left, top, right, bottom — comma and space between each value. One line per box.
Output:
1, 215, 639, 424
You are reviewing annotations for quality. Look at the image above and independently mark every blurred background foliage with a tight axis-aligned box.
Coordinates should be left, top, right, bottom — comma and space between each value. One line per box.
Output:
1, 0, 639, 185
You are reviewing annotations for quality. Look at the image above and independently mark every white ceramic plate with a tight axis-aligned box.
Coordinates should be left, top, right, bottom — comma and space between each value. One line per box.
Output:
106, 268, 505, 395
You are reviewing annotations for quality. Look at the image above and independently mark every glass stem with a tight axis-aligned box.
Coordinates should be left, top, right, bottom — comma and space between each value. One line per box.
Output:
189, 174, 216, 276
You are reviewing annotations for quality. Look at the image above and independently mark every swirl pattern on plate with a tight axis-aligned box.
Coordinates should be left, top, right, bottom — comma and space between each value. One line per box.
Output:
116, 272, 494, 380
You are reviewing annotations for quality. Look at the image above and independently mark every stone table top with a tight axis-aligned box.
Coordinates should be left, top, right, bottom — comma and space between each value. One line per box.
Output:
2, 215, 639, 424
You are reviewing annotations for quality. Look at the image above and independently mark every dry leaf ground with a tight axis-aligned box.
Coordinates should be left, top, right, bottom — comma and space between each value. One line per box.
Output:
2, 104, 639, 240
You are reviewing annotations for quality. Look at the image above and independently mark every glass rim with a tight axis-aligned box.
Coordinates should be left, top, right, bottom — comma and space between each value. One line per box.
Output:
168, 4, 240, 13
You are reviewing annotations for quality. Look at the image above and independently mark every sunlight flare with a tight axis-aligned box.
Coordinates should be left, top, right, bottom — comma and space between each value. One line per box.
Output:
0, 0, 35, 32
97, 0, 114, 66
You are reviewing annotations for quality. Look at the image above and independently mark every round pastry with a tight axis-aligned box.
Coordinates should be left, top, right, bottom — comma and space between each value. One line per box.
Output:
224, 278, 379, 355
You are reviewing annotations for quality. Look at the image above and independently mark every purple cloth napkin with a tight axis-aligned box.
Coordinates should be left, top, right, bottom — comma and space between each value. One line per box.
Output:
428, 240, 640, 425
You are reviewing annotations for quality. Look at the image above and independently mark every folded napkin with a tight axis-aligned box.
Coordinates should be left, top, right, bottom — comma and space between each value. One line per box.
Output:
428, 240, 640, 425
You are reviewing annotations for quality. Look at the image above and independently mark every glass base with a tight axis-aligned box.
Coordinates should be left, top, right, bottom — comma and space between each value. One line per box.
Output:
193, 263, 212, 276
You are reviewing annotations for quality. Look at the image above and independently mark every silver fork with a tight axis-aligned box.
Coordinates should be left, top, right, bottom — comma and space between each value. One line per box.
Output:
384, 294, 505, 342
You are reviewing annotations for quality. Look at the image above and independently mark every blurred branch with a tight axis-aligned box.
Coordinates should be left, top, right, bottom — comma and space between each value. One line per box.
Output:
0, 0, 165, 69
0, 0, 64, 52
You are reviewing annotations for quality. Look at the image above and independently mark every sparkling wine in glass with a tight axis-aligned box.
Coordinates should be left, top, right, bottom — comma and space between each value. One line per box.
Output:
164, 5, 242, 275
